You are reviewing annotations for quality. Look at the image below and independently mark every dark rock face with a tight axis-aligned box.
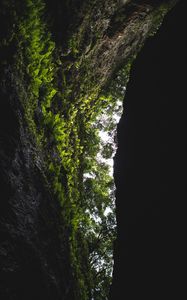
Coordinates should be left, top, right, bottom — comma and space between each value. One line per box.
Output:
111, 1, 186, 299
0, 71, 72, 299
0, 1, 183, 300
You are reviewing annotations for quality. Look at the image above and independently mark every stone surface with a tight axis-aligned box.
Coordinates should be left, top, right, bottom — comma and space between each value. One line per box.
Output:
0, 1, 183, 299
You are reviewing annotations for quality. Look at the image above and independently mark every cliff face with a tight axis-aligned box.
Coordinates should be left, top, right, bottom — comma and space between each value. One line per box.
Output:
0, 1, 181, 300
0, 66, 73, 300
111, 1, 186, 299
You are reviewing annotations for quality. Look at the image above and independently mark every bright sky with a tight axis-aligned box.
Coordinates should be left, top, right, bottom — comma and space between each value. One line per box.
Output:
98, 100, 123, 176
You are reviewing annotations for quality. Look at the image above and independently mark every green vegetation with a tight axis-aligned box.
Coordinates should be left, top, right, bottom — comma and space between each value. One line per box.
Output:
0, 0, 174, 298
7, 0, 123, 299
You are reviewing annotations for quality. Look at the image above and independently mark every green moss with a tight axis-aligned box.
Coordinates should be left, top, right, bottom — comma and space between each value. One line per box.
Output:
8, 0, 175, 298
12, 2, 96, 297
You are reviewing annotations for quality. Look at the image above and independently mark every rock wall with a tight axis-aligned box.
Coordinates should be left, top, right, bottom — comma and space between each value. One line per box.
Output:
0, 67, 73, 300
0, 1, 182, 299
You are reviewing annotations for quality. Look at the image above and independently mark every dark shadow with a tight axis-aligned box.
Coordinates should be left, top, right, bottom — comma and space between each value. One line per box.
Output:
111, 1, 186, 299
